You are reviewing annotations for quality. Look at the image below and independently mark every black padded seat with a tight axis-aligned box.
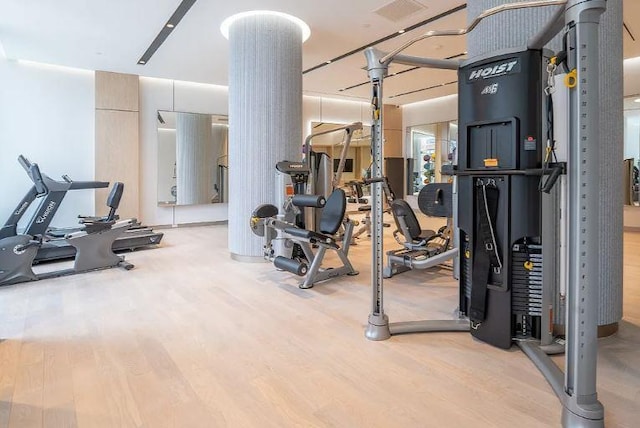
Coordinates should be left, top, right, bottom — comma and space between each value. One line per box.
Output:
390, 199, 435, 242
358, 205, 371, 212
282, 188, 346, 248
319, 188, 346, 235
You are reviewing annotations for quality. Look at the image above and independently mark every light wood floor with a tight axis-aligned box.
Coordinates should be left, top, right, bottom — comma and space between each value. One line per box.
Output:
1, 225, 639, 428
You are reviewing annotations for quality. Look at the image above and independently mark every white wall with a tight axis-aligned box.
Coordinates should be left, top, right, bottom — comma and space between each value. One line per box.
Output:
138, 77, 229, 226
402, 94, 458, 137
624, 56, 640, 96
0, 58, 95, 229
302, 96, 369, 139
302, 96, 371, 182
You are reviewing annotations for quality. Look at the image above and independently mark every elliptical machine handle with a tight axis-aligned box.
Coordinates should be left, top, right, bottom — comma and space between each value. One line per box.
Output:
18, 155, 32, 171
18, 155, 48, 195
69, 180, 110, 190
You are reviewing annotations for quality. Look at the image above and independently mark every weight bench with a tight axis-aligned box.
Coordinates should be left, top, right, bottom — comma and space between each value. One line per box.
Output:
384, 182, 458, 278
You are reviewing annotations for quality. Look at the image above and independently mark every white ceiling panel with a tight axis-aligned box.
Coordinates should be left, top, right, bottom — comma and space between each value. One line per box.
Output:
0, 1, 634, 105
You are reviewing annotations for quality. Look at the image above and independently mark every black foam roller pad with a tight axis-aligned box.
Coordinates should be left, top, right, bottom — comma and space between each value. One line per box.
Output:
273, 256, 308, 276
291, 194, 326, 208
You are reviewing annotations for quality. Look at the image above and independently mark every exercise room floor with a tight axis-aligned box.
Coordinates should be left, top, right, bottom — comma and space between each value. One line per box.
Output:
1, 224, 639, 428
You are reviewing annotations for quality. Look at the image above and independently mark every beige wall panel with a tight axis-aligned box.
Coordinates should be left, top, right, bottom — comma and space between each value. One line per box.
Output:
95, 71, 139, 112
384, 130, 403, 158
95, 110, 139, 219
383, 104, 402, 130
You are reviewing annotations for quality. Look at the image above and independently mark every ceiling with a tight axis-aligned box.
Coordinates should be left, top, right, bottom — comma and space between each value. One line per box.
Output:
1, 0, 639, 106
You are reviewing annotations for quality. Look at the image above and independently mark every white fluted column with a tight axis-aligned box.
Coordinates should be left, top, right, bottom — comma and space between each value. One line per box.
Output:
176, 112, 214, 205
224, 12, 307, 261
467, 0, 623, 329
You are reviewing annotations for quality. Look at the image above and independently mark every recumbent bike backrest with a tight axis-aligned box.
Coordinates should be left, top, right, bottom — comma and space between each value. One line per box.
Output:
106, 182, 124, 222
391, 183, 454, 241
390, 199, 422, 241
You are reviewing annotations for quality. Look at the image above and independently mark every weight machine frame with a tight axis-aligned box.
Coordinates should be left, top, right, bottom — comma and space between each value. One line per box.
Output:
363, 1, 607, 426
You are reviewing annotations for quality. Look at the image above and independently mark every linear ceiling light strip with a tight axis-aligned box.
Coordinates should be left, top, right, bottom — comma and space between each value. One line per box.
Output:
302, 3, 467, 74
137, 0, 198, 65
388, 80, 458, 98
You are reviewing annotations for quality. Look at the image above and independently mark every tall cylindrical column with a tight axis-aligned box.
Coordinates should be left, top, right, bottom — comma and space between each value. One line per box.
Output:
466, 1, 623, 328
225, 12, 306, 260
176, 112, 214, 205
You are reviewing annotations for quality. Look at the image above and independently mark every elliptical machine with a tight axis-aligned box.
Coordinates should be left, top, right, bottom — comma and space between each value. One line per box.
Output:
0, 156, 134, 285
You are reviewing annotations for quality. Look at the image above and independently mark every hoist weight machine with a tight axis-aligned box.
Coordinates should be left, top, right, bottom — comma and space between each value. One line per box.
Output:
363, 1, 607, 426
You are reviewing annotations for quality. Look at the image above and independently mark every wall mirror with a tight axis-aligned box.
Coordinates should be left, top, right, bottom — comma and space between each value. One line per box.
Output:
309, 122, 372, 187
157, 111, 229, 206
624, 96, 640, 206
406, 120, 457, 196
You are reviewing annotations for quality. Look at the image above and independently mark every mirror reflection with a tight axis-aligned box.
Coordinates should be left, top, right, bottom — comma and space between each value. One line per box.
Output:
157, 111, 228, 206
624, 96, 640, 206
309, 122, 372, 187
407, 120, 457, 196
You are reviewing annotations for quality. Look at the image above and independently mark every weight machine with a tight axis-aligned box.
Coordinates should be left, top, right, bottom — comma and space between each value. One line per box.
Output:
363, 1, 607, 426
249, 123, 362, 288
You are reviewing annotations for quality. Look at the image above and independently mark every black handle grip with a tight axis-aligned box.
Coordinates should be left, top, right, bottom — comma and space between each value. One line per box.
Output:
18, 155, 32, 171
542, 166, 563, 194
363, 177, 386, 185
69, 181, 110, 190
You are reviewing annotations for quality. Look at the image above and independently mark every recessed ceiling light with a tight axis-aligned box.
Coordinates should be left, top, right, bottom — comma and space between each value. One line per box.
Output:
220, 11, 311, 42
325, 60, 332, 64
635, 98, 640, 103
398, 29, 405, 34
166, 23, 175, 28
138, 60, 146, 64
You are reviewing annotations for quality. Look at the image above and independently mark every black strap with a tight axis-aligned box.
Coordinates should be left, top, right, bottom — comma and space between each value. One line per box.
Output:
469, 181, 502, 323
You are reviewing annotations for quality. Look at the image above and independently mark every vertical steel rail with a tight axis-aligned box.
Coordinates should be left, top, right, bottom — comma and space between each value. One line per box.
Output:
365, 48, 391, 340
562, 1, 606, 426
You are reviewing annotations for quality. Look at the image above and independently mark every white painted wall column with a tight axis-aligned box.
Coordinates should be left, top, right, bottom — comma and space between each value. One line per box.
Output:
226, 13, 305, 260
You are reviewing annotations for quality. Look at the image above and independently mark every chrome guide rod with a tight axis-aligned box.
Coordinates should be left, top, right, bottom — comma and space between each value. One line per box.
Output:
303, 122, 362, 170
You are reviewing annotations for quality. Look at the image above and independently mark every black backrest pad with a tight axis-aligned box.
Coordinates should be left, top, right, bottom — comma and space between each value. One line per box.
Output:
418, 183, 453, 218
390, 199, 422, 240
319, 188, 346, 235
108, 182, 124, 209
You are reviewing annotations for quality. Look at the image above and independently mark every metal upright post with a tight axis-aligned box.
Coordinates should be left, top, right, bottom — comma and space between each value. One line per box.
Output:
562, 0, 606, 426
364, 48, 391, 340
